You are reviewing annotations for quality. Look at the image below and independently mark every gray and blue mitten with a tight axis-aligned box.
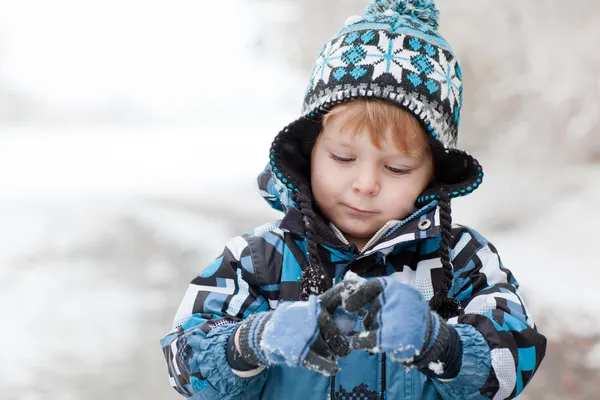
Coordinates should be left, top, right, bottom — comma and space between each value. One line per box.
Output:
235, 294, 350, 376
343, 277, 462, 377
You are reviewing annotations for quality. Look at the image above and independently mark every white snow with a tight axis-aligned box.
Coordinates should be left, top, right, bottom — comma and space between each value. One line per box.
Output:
332, 309, 358, 334
0, 258, 140, 386
339, 271, 366, 309
0, 124, 281, 197
343, 271, 367, 283
389, 344, 419, 364
453, 166, 600, 339
0, 0, 299, 117
586, 342, 600, 370
428, 361, 445, 375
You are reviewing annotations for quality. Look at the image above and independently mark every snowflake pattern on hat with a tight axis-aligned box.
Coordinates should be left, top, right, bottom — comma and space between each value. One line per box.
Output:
303, 11, 463, 149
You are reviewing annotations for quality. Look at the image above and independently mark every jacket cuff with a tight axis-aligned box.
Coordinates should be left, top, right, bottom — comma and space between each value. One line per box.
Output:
412, 312, 462, 379
237, 311, 272, 366
432, 324, 492, 397
226, 327, 262, 372
185, 324, 268, 397
439, 324, 463, 378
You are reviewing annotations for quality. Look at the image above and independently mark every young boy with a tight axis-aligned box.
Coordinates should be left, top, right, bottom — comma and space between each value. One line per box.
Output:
161, 1, 546, 399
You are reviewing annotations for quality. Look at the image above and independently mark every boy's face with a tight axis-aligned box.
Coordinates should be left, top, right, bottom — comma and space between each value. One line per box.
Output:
311, 112, 433, 250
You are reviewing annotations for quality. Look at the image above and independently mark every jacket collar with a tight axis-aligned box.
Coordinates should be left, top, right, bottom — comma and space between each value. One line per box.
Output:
280, 200, 441, 256
279, 207, 345, 247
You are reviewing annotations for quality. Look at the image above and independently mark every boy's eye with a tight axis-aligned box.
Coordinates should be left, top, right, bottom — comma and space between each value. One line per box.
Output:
330, 153, 354, 163
386, 166, 411, 175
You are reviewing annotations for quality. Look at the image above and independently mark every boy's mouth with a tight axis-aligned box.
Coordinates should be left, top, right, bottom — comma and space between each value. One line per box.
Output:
344, 204, 378, 215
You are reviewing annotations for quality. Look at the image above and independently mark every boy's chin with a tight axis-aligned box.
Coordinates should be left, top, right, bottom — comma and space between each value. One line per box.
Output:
336, 224, 380, 242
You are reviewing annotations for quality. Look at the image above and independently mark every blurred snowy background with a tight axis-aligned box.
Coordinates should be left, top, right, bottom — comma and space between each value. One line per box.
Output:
0, 0, 599, 399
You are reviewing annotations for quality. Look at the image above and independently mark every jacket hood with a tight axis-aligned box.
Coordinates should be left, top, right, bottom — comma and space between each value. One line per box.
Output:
257, 163, 298, 214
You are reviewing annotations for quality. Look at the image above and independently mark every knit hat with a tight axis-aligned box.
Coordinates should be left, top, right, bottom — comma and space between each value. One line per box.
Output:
267, 0, 483, 319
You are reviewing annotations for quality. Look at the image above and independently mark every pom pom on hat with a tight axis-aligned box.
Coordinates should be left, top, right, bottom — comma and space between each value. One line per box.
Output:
365, 0, 440, 30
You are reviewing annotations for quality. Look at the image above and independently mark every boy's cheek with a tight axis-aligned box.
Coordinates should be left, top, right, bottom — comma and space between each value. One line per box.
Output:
312, 170, 339, 197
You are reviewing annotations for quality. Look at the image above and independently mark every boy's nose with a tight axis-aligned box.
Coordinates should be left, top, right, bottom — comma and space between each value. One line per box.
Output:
352, 169, 380, 196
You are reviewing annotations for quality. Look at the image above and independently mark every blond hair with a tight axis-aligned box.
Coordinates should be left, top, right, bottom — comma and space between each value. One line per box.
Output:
321, 99, 430, 158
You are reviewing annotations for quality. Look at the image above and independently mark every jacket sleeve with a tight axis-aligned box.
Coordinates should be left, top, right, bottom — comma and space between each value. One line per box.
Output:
432, 226, 547, 400
160, 235, 270, 399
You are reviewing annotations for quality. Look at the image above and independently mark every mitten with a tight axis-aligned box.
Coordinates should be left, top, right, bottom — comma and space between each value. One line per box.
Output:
236, 294, 350, 376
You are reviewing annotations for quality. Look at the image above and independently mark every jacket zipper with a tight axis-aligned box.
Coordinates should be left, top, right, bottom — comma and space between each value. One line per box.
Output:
329, 201, 439, 257
361, 221, 398, 253
381, 353, 387, 399
330, 220, 398, 255
330, 375, 335, 399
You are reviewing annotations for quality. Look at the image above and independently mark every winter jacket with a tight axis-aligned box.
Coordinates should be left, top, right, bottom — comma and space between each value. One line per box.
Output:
160, 170, 546, 399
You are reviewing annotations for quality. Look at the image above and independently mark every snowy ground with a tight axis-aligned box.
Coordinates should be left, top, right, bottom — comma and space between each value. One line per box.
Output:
0, 124, 280, 399
0, 195, 274, 400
